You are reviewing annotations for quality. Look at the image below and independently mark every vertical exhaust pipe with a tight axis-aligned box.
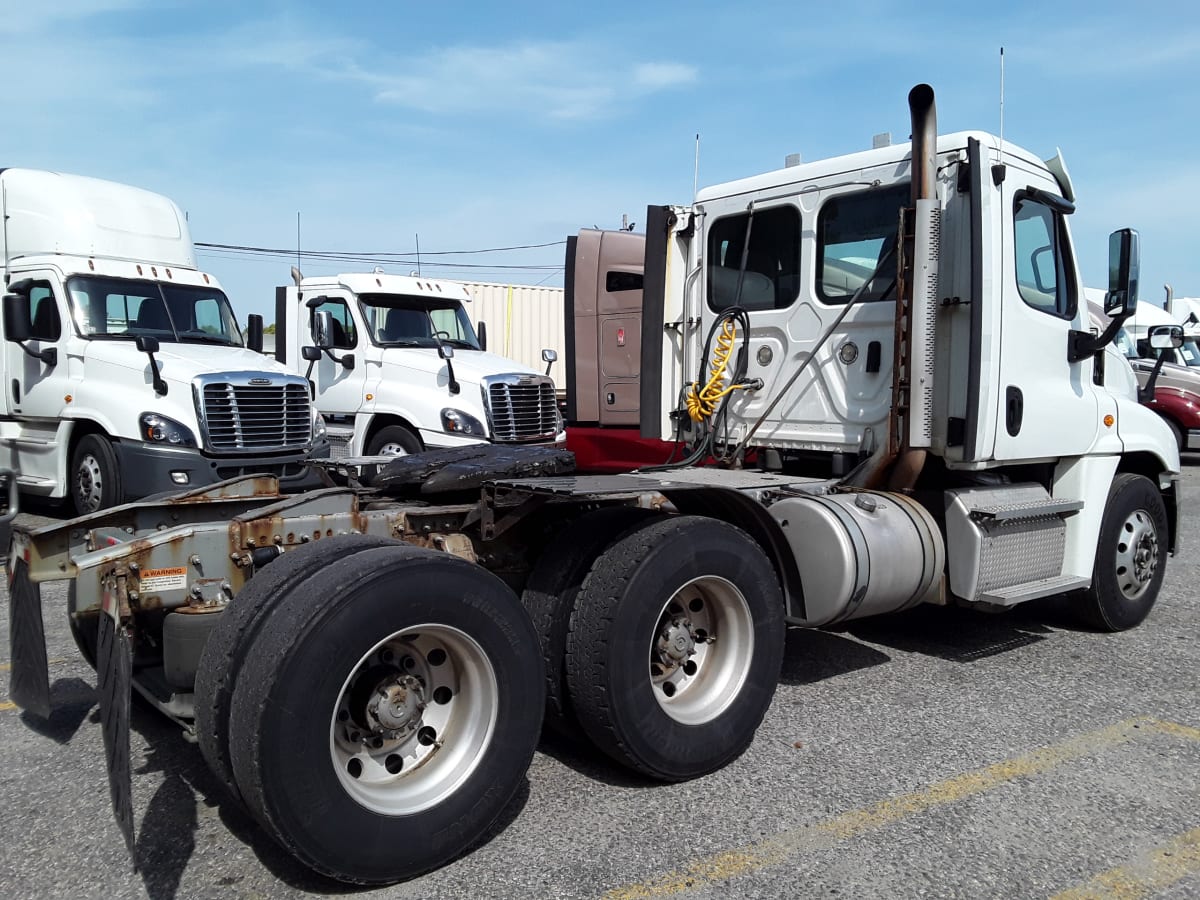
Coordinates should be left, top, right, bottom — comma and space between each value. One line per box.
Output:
887, 84, 938, 491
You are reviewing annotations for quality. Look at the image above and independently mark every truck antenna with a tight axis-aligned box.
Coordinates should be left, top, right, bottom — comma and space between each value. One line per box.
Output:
296, 211, 301, 272
693, 133, 701, 203
990, 48, 1008, 186
415, 233, 422, 277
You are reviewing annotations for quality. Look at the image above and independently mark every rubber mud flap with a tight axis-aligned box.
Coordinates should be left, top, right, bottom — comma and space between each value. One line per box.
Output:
97, 611, 136, 868
8, 559, 51, 718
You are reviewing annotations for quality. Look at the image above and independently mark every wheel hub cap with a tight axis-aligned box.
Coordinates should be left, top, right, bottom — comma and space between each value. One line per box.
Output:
657, 619, 696, 664
1115, 509, 1159, 600
368, 675, 426, 735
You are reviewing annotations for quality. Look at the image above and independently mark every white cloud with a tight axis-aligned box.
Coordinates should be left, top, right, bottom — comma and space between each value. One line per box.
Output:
633, 62, 698, 90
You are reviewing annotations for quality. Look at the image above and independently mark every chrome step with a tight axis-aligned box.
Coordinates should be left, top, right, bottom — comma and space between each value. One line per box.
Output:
978, 574, 1090, 607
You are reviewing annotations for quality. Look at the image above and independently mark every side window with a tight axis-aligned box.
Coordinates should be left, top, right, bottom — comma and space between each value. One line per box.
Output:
606, 271, 643, 292
706, 205, 801, 311
816, 185, 908, 304
312, 299, 356, 349
28, 282, 62, 341
1013, 195, 1075, 318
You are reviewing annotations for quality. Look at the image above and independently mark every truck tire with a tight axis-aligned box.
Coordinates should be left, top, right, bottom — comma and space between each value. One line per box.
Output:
521, 506, 661, 732
1072, 473, 1169, 631
71, 433, 122, 515
225, 544, 544, 884
565, 516, 785, 781
194, 534, 401, 805
366, 425, 423, 457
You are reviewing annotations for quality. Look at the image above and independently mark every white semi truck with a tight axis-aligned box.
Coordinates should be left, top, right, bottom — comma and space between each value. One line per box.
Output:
274, 271, 564, 457
7, 85, 1180, 884
0, 169, 321, 514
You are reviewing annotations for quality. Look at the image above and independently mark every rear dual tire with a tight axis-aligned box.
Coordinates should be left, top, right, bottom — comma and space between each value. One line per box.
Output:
198, 538, 543, 884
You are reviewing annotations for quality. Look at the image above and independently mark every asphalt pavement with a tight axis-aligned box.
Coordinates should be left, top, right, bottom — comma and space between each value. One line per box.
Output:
2, 467, 1198, 900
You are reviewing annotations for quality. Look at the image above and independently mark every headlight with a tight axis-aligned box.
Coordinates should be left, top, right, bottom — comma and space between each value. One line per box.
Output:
139, 412, 197, 447
440, 408, 487, 436
312, 410, 327, 441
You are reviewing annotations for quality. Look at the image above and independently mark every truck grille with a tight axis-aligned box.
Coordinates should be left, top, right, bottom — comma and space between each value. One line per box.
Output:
199, 378, 312, 452
483, 375, 559, 442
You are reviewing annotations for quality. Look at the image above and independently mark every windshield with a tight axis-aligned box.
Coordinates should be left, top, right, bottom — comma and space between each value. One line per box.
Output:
358, 294, 480, 350
1114, 327, 1138, 360
1176, 339, 1200, 367
67, 275, 244, 346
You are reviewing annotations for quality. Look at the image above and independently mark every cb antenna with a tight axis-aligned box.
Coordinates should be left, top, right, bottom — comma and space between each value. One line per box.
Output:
992, 47, 1008, 185
693, 133, 701, 203
415, 232, 422, 277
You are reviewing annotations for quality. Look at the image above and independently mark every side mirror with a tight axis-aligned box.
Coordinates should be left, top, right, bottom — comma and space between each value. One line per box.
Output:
1148, 324, 1184, 351
135, 334, 161, 354
438, 343, 460, 394
1104, 228, 1140, 317
312, 309, 335, 350
246, 314, 264, 354
301, 345, 322, 362
477, 320, 488, 351
542, 347, 558, 376
3, 293, 31, 343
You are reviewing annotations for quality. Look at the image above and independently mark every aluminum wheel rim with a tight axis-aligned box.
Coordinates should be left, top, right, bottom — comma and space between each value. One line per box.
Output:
648, 575, 754, 726
1114, 508, 1159, 601
376, 442, 410, 457
76, 454, 104, 512
330, 624, 498, 815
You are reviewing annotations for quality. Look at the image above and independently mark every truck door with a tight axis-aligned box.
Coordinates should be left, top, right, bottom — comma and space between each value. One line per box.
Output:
4, 277, 71, 483
308, 294, 367, 417
990, 175, 1098, 460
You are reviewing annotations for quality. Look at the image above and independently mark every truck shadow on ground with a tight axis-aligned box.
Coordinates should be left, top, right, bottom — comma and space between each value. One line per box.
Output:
19, 676, 97, 743
124, 702, 533, 898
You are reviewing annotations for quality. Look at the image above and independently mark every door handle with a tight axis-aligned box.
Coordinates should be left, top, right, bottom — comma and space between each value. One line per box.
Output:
1005, 386, 1023, 436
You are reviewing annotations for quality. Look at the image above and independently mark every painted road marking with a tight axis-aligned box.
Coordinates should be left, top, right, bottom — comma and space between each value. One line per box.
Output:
1051, 827, 1200, 899
0, 658, 66, 672
0, 701, 16, 711
604, 717, 1200, 900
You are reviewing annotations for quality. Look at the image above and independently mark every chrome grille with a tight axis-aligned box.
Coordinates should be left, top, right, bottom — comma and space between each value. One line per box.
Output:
200, 378, 312, 452
484, 375, 559, 442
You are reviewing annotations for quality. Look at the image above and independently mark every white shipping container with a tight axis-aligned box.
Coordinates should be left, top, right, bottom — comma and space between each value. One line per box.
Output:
461, 282, 566, 377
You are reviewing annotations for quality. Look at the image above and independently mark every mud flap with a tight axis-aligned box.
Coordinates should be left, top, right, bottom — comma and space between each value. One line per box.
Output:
97, 609, 137, 868
7, 559, 51, 719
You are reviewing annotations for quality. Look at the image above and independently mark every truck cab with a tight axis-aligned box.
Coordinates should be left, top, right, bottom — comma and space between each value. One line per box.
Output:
275, 272, 564, 457
0, 169, 319, 514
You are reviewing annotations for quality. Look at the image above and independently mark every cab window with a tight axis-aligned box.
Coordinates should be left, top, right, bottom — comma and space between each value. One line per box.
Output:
1014, 194, 1076, 318
817, 185, 907, 304
706, 205, 800, 312
311, 298, 357, 349
28, 282, 62, 341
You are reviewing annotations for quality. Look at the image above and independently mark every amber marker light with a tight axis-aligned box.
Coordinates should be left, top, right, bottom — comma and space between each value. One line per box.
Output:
64, 395, 73, 403
365, 393, 374, 401
1104, 414, 1115, 427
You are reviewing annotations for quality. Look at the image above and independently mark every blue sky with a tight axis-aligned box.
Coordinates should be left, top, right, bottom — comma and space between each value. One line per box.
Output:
5, 1, 1198, 321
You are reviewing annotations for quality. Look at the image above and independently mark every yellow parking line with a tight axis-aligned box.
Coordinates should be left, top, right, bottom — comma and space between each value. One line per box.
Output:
604, 718, 1200, 900
0, 701, 16, 712
1051, 827, 1200, 899
0, 658, 66, 672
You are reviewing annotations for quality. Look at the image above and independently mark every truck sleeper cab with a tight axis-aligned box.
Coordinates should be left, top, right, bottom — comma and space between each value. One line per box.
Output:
0, 168, 318, 514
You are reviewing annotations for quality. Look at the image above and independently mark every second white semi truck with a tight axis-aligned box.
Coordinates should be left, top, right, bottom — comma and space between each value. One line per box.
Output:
274, 271, 564, 457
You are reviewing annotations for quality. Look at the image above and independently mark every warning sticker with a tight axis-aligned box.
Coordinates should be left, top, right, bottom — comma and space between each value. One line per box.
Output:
139, 566, 188, 592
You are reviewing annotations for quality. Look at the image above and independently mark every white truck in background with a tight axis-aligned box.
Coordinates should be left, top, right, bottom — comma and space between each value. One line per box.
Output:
0, 168, 321, 515
274, 271, 563, 457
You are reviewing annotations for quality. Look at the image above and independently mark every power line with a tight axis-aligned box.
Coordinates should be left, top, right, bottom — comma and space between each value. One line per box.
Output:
195, 238, 567, 257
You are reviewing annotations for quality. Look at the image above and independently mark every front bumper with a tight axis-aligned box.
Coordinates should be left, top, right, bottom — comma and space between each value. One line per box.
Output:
112, 440, 313, 500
